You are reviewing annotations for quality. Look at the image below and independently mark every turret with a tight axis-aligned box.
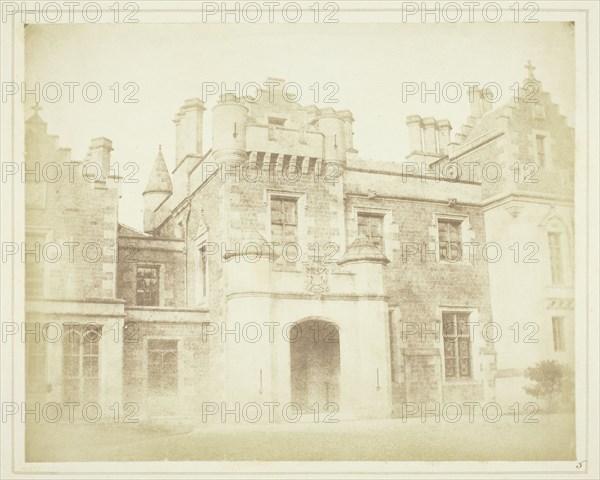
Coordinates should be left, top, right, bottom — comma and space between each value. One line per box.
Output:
212, 94, 248, 162
315, 108, 346, 167
338, 233, 390, 295
143, 145, 173, 233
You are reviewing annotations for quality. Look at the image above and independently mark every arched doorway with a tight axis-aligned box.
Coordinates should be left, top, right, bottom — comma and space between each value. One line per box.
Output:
289, 319, 340, 411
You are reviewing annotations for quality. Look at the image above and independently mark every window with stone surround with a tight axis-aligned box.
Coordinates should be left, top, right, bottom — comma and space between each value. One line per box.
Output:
271, 196, 298, 246
547, 232, 564, 285
536, 135, 546, 166
437, 218, 463, 262
552, 316, 565, 352
62, 324, 101, 402
136, 265, 160, 306
357, 212, 384, 249
147, 339, 178, 394
442, 312, 471, 379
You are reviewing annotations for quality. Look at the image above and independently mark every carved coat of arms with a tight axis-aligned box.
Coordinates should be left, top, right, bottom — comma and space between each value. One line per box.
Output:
305, 259, 329, 295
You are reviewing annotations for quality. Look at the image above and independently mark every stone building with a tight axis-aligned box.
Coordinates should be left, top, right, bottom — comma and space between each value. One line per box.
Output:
24, 66, 574, 421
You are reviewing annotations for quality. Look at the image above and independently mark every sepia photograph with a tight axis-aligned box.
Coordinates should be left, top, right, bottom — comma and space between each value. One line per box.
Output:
0, 1, 598, 478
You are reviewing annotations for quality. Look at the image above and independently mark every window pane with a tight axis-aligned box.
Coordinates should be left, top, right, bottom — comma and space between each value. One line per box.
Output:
283, 200, 297, 224
271, 197, 299, 250
358, 223, 370, 237
284, 225, 297, 243
147, 340, 178, 394
438, 219, 463, 261
442, 314, 457, 337
63, 356, 79, 377
62, 325, 100, 402
443, 312, 471, 379
271, 200, 283, 224
457, 313, 469, 336
459, 358, 471, 377
439, 224, 448, 243
445, 358, 457, 377
136, 266, 160, 306
357, 213, 384, 249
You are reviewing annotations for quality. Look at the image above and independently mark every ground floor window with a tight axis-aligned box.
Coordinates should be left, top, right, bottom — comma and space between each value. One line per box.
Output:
62, 324, 101, 402
442, 311, 471, 379
147, 339, 178, 394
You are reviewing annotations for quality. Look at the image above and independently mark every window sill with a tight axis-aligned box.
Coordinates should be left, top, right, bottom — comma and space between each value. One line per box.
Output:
443, 378, 477, 385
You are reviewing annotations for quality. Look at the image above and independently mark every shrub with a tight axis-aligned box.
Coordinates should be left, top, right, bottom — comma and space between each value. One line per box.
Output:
523, 360, 574, 412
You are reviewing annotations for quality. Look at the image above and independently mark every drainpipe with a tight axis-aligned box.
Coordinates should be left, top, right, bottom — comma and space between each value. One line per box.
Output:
183, 199, 192, 306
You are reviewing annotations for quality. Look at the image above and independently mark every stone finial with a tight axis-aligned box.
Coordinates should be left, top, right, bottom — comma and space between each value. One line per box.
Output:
26, 102, 47, 125
524, 60, 536, 80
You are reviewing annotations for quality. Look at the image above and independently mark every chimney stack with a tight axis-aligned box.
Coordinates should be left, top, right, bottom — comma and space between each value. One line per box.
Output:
421, 117, 438, 154
173, 98, 205, 167
406, 115, 423, 153
437, 119, 452, 154
86, 137, 113, 181
404, 116, 450, 164
338, 110, 357, 153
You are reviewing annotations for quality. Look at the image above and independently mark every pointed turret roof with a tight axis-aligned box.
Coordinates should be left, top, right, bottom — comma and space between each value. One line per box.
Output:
143, 145, 173, 195
338, 233, 390, 266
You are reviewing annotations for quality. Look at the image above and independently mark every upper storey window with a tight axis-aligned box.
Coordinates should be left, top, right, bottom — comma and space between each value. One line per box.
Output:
536, 135, 546, 166
438, 218, 463, 262
136, 266, 160, 306
357, 212, 384, 249
271, 197, 298, 246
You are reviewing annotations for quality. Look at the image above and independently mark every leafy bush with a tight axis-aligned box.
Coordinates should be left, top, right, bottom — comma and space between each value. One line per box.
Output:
523, 360, 574, 412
